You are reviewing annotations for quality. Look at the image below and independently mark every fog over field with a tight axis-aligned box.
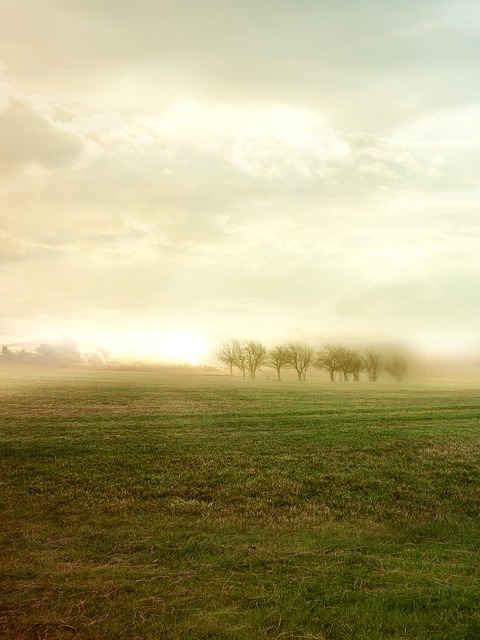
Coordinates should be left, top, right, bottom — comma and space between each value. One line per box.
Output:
1, 1, 480, 364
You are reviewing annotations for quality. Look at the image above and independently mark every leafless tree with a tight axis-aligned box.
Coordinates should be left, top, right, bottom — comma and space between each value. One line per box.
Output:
242, 340, 268, 380
215, 340, 240, 377
315, 344, 342, 382
286, 341, 314, 381
234, 342, 249, 380
363, 349, 384, 382
337, 347, 354, 382
267, 345, 292, 381
385, 356, 407, 382
348, 350, 364, 382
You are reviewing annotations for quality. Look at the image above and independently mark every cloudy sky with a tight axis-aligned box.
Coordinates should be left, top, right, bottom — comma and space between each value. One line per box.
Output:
1, 0, 480, 363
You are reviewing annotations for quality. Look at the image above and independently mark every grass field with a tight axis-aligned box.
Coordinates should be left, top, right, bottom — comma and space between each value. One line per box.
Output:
1, 367, 479, 639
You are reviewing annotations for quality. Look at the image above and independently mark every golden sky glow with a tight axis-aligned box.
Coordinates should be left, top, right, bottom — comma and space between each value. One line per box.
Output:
1, 1, 480, 363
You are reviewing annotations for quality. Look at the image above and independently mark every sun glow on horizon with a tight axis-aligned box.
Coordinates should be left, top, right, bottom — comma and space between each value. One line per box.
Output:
8, 323, 210, 367
113, 330, 206, 365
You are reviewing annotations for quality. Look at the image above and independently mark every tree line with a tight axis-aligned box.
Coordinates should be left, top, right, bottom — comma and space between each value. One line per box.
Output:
0, 338, 112, 367
215, 340, 408, 382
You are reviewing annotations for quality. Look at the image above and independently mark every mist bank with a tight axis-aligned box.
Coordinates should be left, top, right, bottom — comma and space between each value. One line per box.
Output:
0, 337, 111, 368
1, 335, 479, 384
0, 337, 214, 372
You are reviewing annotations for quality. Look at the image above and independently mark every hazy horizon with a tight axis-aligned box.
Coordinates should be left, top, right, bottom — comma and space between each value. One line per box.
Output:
1, 1, 480, 364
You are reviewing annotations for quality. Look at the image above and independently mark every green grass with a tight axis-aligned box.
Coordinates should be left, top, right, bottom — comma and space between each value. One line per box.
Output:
1, 368, 479, 639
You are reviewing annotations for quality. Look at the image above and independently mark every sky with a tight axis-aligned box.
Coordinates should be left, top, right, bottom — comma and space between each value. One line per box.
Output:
1, 0, 480, 364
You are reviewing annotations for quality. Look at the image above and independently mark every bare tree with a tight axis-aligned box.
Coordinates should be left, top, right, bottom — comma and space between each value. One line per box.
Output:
348, 350, 364, 382
337, 346, 354, 382
363, 349, 384, 382
234, 341, 249, 380
385, 356, 407, 382
267, 345, 291, 381
286, 341, 314, 381
215, 340, 240, 377
242, 340, 268, 380
215, 339, 250, 379
315, 344, 342, 382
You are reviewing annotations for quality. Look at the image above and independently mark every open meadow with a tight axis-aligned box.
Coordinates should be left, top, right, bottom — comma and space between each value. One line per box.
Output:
0, 367, 479, 639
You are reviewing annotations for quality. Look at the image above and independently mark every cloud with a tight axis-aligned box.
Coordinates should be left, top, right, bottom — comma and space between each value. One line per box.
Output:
334, 268, 480, 337
0, 83, 86, 174
1, 0, 479, 129
0, 232, 27, 264
0, 1, 479, 357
